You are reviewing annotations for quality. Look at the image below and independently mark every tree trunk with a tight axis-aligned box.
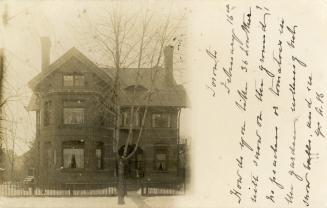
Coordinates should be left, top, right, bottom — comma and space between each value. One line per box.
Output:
117, 158, 125, 205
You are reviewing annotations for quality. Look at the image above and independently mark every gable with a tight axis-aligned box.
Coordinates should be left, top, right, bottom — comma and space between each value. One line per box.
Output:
28, 47, 112, 91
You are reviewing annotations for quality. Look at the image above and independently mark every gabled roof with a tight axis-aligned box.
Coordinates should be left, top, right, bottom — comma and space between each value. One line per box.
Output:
28, 47, 112, 90
27, 47, 188, 110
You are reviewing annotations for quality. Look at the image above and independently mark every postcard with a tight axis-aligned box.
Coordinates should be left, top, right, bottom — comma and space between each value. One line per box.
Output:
0, 0, 326, 207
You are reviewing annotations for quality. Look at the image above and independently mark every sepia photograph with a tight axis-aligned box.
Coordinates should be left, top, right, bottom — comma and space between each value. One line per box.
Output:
3, 0, 327, 208
0, 1, 191, 207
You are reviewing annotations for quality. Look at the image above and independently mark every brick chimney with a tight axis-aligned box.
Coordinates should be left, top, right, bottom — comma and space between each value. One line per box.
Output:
40, 37, 51, 71
164, 45, 174, 87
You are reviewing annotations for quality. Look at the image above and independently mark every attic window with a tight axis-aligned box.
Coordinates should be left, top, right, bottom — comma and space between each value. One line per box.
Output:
63, 74, 85, 87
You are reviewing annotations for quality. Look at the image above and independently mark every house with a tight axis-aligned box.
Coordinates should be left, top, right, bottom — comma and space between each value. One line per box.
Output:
27, 37, 188, 185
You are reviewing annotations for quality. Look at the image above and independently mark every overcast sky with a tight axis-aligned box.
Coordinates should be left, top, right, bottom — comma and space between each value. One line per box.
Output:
0, 0, 191, 155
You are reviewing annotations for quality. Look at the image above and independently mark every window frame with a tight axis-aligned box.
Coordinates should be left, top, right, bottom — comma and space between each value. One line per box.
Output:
63, 73, 85, 88
95, 142, 104, 170
154, 148, 168, 172
44, 100, 52, 126
62, 100, 85, 125
62, 141, 85, 170
151, 112, 171, 128
63, 107, 85, 125
45, 141, 52, 169
121, 110, 141, 127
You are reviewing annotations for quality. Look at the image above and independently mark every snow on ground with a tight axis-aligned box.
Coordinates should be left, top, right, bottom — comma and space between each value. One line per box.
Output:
0, 197, 137, 208
143, 196, 178, 208
0, 191, 196, 208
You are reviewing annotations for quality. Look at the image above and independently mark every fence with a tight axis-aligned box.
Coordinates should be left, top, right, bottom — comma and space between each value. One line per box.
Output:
0, 180, 186, 197
141, 181, 185, 196
0, 182, 117, 197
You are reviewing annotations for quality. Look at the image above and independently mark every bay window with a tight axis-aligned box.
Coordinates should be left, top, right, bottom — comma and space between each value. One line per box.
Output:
63, 141, 84, 169
64, 108, 84, 124
63, 100, 85, 125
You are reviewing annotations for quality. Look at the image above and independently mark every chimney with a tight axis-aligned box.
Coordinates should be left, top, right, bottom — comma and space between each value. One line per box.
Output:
40, 37, 51, 71
164, 45, 174, 86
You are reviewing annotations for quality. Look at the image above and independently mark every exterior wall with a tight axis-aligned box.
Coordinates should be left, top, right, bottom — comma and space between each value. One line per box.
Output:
33, 56, 182, 184
118, 107, 180, 180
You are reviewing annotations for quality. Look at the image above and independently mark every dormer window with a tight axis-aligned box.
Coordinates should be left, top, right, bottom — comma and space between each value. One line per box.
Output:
63, 74, 85, 87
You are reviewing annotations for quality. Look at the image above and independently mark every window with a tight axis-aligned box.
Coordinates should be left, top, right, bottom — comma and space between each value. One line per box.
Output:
122, 110, 140, 127
63, 75, 74, 87
96, 142, 104, 170
152, 113, 171, 128
74, 75, 85, 87
135, 153, 144, 170
63, 100, 84, 125
155, 149, 168, 171
63, 141, 84, 169
44, 101, 52, 126
45, 142, 52, 169
53, 150, 57, 166
64, 108, 84, 124
63, 74, 85, 87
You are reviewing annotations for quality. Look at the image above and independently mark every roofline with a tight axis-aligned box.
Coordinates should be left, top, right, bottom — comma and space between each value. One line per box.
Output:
28, 47, 112, 90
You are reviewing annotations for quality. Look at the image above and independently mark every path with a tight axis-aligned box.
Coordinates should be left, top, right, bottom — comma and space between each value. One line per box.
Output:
128, 191, 151, 208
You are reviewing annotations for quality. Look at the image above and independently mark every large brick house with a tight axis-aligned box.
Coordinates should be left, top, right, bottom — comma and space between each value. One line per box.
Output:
27, 37, 187, 185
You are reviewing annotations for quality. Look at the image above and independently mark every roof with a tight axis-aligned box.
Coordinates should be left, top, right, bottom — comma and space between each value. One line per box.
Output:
27, 47, 188, 110
119, 84, 188, 107
102, 67, 176, 90
28, 47, 112, 90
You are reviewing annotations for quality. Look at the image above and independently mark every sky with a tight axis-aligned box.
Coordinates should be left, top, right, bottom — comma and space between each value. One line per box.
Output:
0, 0, 191, 155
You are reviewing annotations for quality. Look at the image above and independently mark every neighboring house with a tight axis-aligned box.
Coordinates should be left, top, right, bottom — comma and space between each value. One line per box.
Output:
27, 37, 187, 185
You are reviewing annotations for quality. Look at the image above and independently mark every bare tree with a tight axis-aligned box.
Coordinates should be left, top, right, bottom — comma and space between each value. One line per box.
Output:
75, 3, 186, 204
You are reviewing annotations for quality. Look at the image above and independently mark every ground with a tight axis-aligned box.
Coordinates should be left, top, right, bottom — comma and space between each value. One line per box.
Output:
0, 191, 184, 208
